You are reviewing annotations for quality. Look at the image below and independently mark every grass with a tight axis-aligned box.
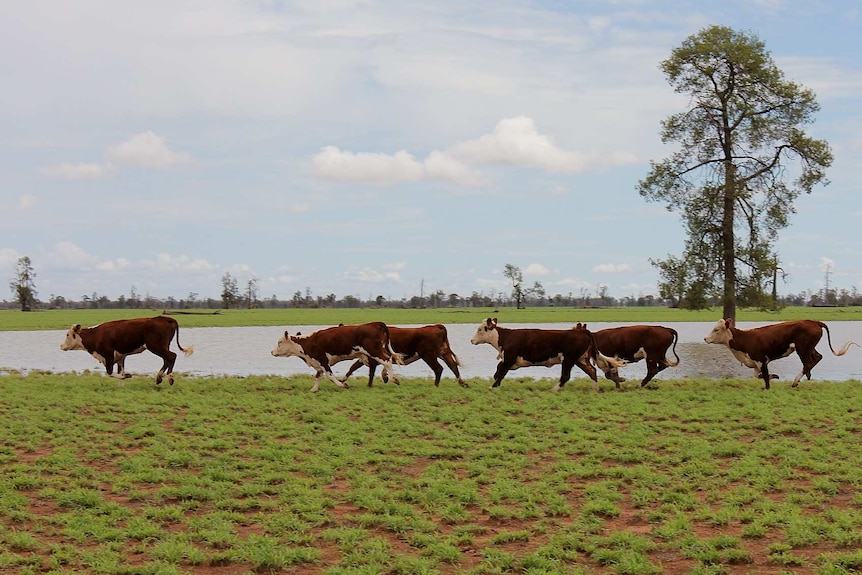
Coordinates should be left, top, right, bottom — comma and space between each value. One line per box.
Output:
4, 305, 862, 331
3, 372, 862, 574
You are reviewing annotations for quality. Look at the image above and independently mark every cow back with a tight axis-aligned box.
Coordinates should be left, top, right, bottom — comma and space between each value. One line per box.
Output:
389, 325, 447, 355
305, 322, 390, 357
594, 325, 676, 359
732, 320, 823, 359
499, 328, 591, 362
83, 316, 178, 355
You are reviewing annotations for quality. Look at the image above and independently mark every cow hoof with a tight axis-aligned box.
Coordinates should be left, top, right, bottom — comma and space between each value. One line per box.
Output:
459, 381, 469, 388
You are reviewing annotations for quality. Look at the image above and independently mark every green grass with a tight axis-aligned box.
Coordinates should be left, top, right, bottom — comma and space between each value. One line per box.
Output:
3, 372, 862, 573
4, 305, 862, 331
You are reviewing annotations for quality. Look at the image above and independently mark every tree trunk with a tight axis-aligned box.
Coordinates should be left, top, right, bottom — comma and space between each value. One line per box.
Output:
722, 161, 737, 321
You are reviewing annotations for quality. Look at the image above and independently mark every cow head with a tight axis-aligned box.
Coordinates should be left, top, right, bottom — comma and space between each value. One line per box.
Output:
60, 324, 86, 351
704, 318, 734, 346
470, 317, 500, 348
271, 330, 305, 358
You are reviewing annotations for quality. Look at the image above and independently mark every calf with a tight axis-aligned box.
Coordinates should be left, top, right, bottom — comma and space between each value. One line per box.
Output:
341, 324, 467, 387
60, 316, 194, 386
271, 321, 402, 392
704, 318, 860, 389
470, 317, 625, 391
576, 323, 680, 388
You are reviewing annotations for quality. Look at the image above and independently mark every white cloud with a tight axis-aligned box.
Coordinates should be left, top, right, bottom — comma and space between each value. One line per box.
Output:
0, 247, 21, 267
142, 253, 214, 273
40, 131, 190, 181
524, 263, 551, 276
105, 131, 191, 169
46, 241, 100, 269
446, 116, 595, 173
313, 146, 424, 183
18, 194, 38, 209
593, 263, 632, 273
314, 146, 485, 186
423, 151, 486, 186
39, 162, 112, 180
342, 267, 401, 283
312, 116, 637, 186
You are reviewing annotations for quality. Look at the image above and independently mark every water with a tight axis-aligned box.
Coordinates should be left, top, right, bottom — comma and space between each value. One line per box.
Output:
3, 322, 862, 385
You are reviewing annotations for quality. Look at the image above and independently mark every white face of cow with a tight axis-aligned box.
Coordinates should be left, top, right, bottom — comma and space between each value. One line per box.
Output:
704, 319, 732, 346
60, 324, 86, 351
470, 319, 500, 349
271, 332, 305, 358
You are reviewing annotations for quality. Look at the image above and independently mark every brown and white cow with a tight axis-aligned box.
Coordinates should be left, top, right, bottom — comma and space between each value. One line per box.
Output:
271, 321, 402, 392
575, 323, 680, 388
60, 316, 194, 386
340, 324, 467, 387
470, 317, 625, 392
704, 318, 860, 389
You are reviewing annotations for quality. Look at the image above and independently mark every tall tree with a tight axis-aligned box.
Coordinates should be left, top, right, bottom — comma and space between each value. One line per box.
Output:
10, 256, 37, 311
221, 272, 240, 309
638, 25, 832, 320
503, 264, 524, 309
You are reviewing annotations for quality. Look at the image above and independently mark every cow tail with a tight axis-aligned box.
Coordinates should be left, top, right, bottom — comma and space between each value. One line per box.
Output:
382, 323, 405, 365
175, 325, 195, 357
667, 328, 681, 366
821, 321, 861, 356
587, 330, 599, 366
442, 332, 463, 367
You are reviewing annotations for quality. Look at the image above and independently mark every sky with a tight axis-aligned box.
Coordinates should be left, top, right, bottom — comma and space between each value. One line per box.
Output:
2, 1, 861, 304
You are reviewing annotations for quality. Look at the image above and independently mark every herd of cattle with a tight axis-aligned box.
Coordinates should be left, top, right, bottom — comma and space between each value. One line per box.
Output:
58, 315, 861, 392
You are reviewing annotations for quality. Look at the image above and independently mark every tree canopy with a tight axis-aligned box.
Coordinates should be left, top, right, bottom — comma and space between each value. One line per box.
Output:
638, 25, 832, 319
10, 256, 37, 311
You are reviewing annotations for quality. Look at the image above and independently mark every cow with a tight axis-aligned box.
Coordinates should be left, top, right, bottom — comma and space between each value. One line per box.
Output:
470, 317, 625, 392
703, 318, 860, 389
271, 321, 402, 392
340, 324, 467, 387
60, 316, 194, 386
575, 323, 680, 388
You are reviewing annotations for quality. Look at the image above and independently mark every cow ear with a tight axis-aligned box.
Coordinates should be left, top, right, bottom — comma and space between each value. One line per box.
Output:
724, 319, 734, 328
73, 324, 82, 333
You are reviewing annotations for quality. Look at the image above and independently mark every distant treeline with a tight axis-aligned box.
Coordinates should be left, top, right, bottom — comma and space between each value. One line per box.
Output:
3, 286, 860, 311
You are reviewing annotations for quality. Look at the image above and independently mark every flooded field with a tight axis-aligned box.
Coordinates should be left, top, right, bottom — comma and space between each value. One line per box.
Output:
3, 322, 862, 386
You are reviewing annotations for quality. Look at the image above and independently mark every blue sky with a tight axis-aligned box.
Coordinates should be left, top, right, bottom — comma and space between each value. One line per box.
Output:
2, 1, 861, 303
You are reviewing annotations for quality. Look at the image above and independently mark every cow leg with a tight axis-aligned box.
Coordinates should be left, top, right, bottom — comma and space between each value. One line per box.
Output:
154, 349, 178, 385
366, 362, 379, 387
441, 353, 468, 387
114, 354, 129, 387
574, 356, 598, 387
760, 363, 772, 390
490, 362, 510, 389
376, 358, 400, 385
340, 359, 365, 384
640, 361, 662, 388
323, 366, 348, 389
424, 358, 445, 387
551, 360, 575, 392
310, 370, 324, 393
793, 349, 823, 387
604, 367, 624, 389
